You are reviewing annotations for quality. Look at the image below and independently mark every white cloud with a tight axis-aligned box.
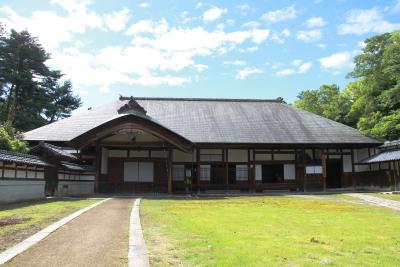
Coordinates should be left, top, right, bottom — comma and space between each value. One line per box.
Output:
261, 5, 298, 24
203, 7, 227, 22
296, 30, 322, 42
236, 67, 263, 79
251, 29, 269, 44
236, 4, 251, 15
139, 2, 152, 8
395, 0, 400, 13
241, 21, 260, 29
319, 51, 353, 69
270, 29, 291, 44
223, 60, 247, 66
281, 28, 291, 37
298, 62, 312, 73
237, 4, 250, 12
276, 60, 312, 76
338, 8, 400, 35
304, 17, 327, 28
0, 2, 104, 51
194, 64, 208, 72
103, 8, 130, 32
276, 69, 295, 76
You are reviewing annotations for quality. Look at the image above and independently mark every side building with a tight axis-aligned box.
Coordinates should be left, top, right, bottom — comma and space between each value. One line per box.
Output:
19, 96, 397, 194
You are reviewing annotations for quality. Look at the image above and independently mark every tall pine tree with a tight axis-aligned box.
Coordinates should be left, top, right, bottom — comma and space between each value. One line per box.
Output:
0, 27, 81, 131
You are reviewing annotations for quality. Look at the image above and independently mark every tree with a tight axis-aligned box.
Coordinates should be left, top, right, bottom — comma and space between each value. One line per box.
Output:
0, 122, 27, 152
294, 30, 400, 140
348, 30, 400, 140
294, 84, 352, 126
0, 28, 81, 132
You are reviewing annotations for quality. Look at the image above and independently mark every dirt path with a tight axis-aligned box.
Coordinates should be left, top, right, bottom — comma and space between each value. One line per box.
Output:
347, 193, 400, 211
4, 198, 133, 267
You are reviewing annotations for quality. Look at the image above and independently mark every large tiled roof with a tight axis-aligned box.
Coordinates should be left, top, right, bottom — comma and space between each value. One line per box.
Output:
360, 150, 400, 164
23, 97, 381, 145
0, 150, 51, 166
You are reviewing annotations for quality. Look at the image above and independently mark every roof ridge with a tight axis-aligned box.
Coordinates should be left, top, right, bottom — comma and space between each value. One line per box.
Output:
119, 96, 282, 103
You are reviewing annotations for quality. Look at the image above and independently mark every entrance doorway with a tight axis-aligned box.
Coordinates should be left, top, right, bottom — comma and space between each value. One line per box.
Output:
326, 159, 342, 188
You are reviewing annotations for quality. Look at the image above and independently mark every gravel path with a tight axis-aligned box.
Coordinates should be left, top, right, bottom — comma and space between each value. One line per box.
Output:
4, 198, 133, 267
347, 193, 400, 211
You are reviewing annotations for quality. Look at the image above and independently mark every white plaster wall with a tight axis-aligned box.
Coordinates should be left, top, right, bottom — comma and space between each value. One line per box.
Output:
275, 154, 295, 161
255, 154, 272, 161
173, 149, 195, 162
151, 150, 168, 158
0, 180, 45, 203
109, 150, 128, 158
228, 149, 248, 162
58, 181, 94, 196
130, 150, 149, 158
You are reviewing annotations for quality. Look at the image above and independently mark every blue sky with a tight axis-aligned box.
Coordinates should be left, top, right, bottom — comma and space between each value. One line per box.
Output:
1, 0, 400, 110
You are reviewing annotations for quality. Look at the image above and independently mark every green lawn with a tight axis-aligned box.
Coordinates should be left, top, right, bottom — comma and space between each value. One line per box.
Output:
367, 193, 400, 201
0, 198, 100, 252
141, 196, 400, 267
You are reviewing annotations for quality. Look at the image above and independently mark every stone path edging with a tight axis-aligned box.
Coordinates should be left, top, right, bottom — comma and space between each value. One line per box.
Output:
347, 193, 400, 211
0, 197, 110, 265
128, 198, 150, 267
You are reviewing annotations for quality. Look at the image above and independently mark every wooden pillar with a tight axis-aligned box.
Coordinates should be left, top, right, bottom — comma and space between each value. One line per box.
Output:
168, 149, 173, 194
196, 148, 200, 193
95, 144, 101, 194
351, 148, 356, 191
322, 154, 327, 192
302, 149, 306, 192
225, 149, 229, 191
247, 149, 251, 192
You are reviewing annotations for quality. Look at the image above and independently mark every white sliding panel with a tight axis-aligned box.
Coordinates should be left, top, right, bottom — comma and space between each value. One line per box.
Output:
124, 162, 139, 182
284, 164, 295, 180
255, 165, 262, 181
139, 162, 154, 182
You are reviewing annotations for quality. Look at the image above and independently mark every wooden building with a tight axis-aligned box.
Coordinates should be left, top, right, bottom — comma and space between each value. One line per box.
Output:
22, 96, 390, 194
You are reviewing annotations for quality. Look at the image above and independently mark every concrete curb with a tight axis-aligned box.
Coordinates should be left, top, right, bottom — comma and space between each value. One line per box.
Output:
128, 198, 150, 267
0, 198, 110, 265
348, 193, 400, 211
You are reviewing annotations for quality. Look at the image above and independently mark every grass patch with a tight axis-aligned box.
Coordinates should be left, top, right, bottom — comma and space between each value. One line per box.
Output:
141, 196, 400, 266
0, 198, 100, 252
367, 193, 400, 201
